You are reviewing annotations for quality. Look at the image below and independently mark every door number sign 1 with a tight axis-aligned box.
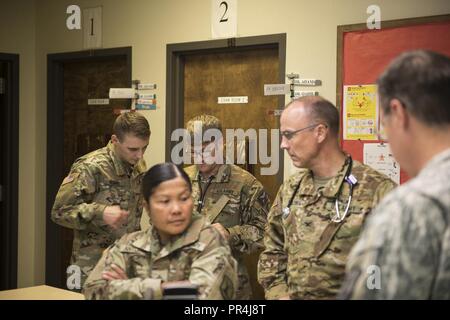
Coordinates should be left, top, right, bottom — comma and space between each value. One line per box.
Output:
211, 0, 237, 39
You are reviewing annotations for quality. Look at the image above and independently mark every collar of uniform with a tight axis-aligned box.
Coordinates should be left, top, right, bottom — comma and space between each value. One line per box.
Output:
106, 140, 145, 177
130, 227, 159, 253
418, 147, 450, 179
131, 215, 205, 257
155, 215, 205, 260
321, 156, 352, 198
193, 164, 231, 183
296, 156, 351, 198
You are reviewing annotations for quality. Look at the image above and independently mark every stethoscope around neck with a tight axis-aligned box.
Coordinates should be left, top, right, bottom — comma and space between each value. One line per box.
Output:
282, 156, 358, 223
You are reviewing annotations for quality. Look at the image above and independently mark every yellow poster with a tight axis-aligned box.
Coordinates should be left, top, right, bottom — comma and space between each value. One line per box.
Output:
343, 84, 378, 140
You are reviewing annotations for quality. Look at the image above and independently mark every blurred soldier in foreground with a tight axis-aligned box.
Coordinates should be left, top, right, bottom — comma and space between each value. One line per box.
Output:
340, 50, 450, 299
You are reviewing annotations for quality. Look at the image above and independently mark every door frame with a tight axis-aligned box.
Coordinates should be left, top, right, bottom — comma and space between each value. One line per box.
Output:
0, 53, 19, 289
46, 47, 132, 288
166, 33, 286, 186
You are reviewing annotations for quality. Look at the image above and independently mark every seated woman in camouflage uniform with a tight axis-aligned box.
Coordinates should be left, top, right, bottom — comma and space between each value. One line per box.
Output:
83, 163, 238, 299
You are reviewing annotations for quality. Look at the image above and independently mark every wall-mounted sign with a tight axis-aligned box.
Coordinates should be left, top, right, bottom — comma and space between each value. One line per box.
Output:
137, 83, 157, 90
264, 84, 290, 96
268, 109, 284, 116
218, 96, 248, 104
137, 99, 156, 105
211, 0, 237, 39
109, 88, 136, 99
88, 98, 109, 105
138, 93, 156, 99
136, 104, 156, 110
293, 79, 322, 86
293, 91, 319, 98
83, 7, 102, 49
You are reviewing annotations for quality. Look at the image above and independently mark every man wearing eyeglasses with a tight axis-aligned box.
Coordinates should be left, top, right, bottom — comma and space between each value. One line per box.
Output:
258, 96, 396, 299
340, 50, 450, 299
184, 114, 270, 300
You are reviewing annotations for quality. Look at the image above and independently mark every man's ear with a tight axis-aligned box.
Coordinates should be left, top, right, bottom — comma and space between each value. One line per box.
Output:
316, 124, 328, 143
389, 99, 409, 130
111, 134, 119, 144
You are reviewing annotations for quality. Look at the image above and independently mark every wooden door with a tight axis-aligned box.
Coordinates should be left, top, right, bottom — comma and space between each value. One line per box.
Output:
183, 47, 281, 299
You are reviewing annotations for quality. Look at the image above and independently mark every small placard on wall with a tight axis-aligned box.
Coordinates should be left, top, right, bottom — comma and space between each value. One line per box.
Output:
83, 7, 102, 49
88, 98, 109, 105
211, 0, 237, 39
264, 84, 290, 96
218, 96, 248, 104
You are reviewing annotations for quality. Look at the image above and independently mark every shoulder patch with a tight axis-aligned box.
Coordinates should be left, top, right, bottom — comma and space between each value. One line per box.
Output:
62, 172, 80, 185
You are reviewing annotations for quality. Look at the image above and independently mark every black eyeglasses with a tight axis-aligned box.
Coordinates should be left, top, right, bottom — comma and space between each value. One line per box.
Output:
280, 123, 325, 140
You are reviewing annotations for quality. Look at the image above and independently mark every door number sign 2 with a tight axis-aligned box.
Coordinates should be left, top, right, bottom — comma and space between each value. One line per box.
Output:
212, 0, 237, 39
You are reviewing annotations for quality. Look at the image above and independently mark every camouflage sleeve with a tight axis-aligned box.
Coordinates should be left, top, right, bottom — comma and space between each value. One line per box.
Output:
51, 163, 107, 230
83, 237, 163, 300
339, 191, 446, 299
227, 180, 270, 254
190, 227, 238, 300
257, 187, 289, 299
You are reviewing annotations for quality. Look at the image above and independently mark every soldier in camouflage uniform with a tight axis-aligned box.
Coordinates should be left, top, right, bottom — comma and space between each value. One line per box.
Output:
258, 96, 396, 299
184, 115, 270, 300
339, 51, 450, 299
51, 112, 150, 287
83, 163, 238, 300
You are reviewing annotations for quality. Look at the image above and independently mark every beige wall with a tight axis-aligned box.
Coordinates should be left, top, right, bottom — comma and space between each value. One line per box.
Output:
3, 0, 450, 287
0, 0, 38, 287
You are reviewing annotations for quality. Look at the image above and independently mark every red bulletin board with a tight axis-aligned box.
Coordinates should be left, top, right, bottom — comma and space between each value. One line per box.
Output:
337, 15, 450, 184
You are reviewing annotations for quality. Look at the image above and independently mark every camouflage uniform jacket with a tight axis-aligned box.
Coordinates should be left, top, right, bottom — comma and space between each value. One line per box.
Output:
339, 149, 450, 299
83, 215, 238, 300
258, 157, 396, 299
51, 141, 146, 285
185, 164, 270, 299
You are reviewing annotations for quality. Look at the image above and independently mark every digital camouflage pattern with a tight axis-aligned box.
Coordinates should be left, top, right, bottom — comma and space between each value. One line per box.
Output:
51, 141, 146, 286
185, 164, 270, 300
339, 149, 450, 299
83, 215, 238, 300
258, 157, 396, 299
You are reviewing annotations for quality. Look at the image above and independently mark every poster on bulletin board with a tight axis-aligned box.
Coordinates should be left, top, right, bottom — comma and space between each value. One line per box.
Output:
363, 143, 400, 184
337, 14, 450, 185
343, 84, 378, 140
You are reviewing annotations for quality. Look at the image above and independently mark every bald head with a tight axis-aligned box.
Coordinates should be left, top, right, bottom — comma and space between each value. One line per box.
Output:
283, 96, 340, 138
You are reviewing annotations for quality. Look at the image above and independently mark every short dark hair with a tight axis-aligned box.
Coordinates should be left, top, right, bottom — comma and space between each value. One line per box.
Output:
377, 50, 450, 126
287, 96, 340, 137
142, 163, 192, 201
113, 112, 151, 141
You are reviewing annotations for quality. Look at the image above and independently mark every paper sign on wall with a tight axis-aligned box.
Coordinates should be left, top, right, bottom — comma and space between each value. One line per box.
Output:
343, 84, 378, 140
363, 143, 400, 184
218, 96, 248, 104
211, 0, 237, 39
